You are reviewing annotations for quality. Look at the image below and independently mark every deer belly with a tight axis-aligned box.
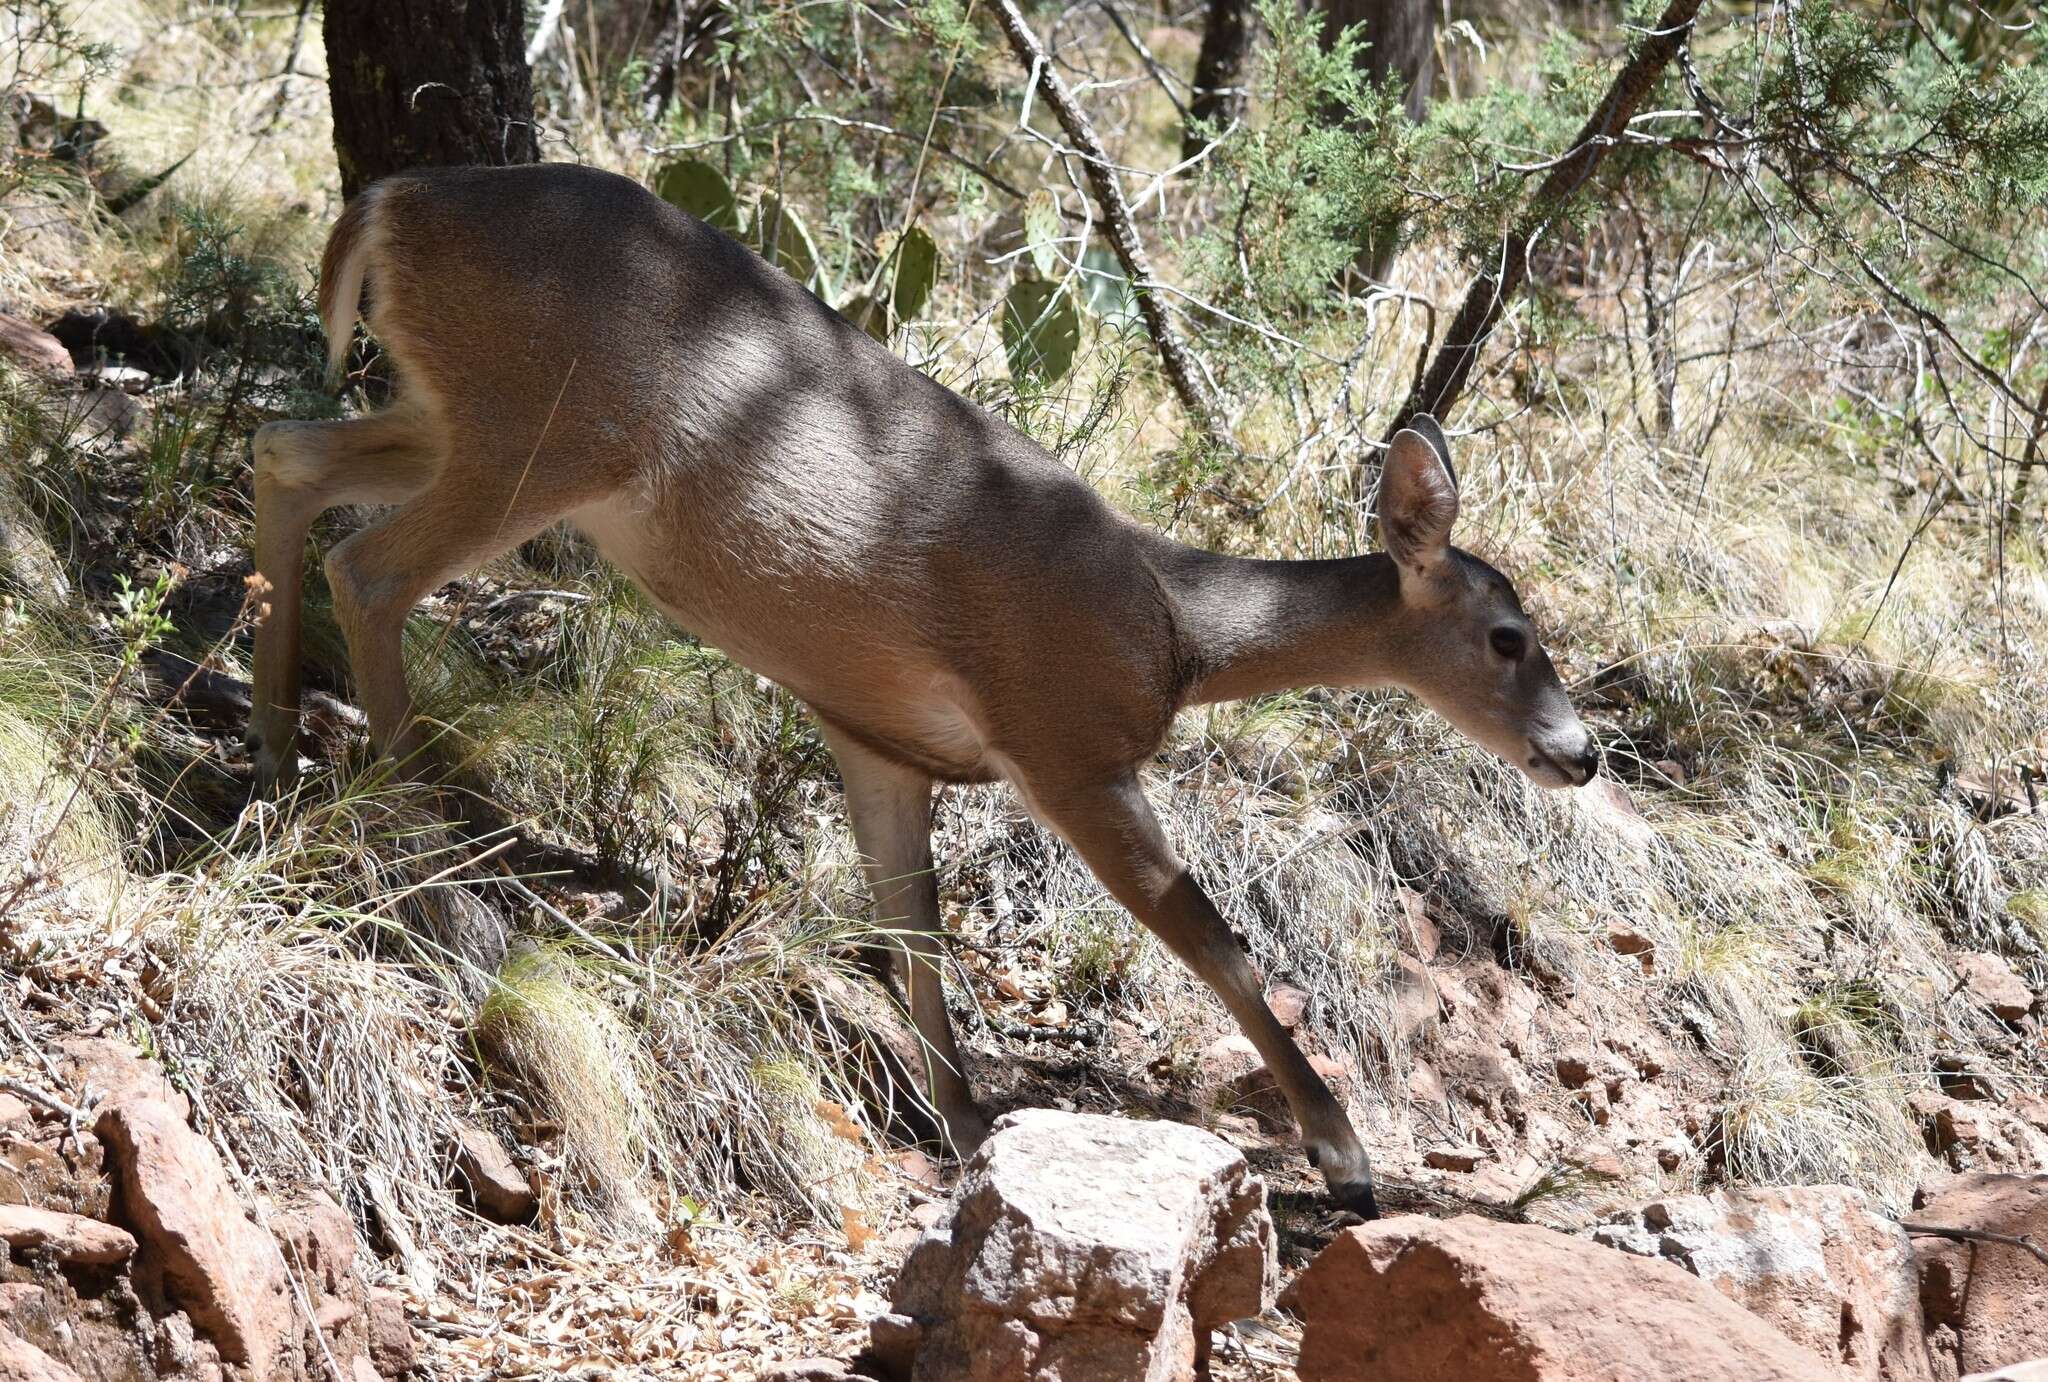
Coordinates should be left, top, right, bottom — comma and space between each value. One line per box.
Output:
568, 495, 996, 779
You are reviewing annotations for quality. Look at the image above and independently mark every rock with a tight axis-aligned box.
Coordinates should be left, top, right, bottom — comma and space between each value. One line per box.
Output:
366, 1290, 413, 1378
81, 364, 151, 394
1913, 1173, 2048, 1377
1915, 1093, 2048, 1173
763, 1361, 852, 1381
1389, 953, 1442, 1043
0, 1328, 83, 1382
1606, 921, 1656, 971
0, 1204, 135, 1265
1423, 1146, 1487, 1173
1592, 1185, 1933, 1380
450, 1125, 534, 1223
1266, 985, 1309, 1030
0, 315, 72, 378
1283, 1215, 1837, 1381
94, 1098, 291, 1377
874, 1109, 1274, 1381
53, 1036, 190, 1120
1954, 953, 2036, 1023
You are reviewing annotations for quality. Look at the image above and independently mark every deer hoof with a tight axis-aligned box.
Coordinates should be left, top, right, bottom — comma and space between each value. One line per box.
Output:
1328, 1176, 1381, 1221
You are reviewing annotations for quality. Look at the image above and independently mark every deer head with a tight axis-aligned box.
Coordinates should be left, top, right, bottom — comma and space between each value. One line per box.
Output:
1376, 417, 1599, 788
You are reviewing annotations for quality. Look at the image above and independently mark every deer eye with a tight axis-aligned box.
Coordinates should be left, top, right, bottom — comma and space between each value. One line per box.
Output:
1489, 627, 1528, 662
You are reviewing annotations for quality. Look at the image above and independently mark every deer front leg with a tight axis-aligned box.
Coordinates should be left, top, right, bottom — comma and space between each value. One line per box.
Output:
822, 725, 988, 1159
1037, 773, 1378, 1218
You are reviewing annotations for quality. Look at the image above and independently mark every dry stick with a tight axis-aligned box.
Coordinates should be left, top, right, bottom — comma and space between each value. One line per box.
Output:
1901, 1221, 2048, 1271
1386, 0, 1707, 441
993, 0, 1233, 453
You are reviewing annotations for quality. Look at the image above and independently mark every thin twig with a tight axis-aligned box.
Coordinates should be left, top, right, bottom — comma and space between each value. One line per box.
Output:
1902, 1221, 2048, 1270
1387, 0, 1707, 440
994, 0, 1232, 452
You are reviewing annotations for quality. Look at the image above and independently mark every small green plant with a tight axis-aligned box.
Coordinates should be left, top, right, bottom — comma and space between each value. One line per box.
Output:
652, 158, 740, 231
1002, 277, 1080, 383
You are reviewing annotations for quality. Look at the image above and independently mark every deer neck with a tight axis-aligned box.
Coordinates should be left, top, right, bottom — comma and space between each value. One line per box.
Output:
1158, 546, 1405, 705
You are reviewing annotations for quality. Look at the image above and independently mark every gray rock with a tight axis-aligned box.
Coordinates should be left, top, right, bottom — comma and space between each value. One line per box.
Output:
872, 1109, 1274, 1382
1592, 1185, 1933, 1380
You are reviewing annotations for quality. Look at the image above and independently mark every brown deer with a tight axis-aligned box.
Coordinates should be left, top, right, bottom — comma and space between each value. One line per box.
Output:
248, 163, 1599, 1218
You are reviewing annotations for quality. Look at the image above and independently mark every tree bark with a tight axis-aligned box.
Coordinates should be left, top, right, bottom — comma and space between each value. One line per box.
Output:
323, 0, 540, 201
1182, 0, 1253, 159
1387, 0, 1706, 437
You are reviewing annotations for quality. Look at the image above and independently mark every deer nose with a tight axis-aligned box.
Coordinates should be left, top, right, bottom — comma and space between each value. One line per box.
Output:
1567, 737, 1602, 784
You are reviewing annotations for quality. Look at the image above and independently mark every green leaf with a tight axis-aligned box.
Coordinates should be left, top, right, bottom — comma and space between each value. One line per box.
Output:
651, 159, 739, 232
890, 226, 940, 322
839, 292, 893, 342
1002, 279, 1080, 384
1023, 188, 1063, 278
754, 193, 826, 295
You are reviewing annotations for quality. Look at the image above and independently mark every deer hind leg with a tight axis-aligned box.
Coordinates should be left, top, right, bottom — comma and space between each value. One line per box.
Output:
249, 414, 439, 791
1034, 773, 1380, 1218
321, 446, 617, 775
822, 724, 988, 1158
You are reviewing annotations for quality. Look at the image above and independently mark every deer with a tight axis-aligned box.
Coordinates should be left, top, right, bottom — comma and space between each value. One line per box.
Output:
247, 163, 1600, 1219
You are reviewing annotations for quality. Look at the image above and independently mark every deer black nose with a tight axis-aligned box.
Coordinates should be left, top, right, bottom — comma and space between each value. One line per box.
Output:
1568, 738, 1602, 784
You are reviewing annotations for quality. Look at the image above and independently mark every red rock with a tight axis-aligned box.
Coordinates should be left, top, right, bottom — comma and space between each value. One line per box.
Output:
53, 1037, 190, 1120
366, 1290, 413, 1378
0, 1328, 82, 1382
0, 315, 73, 379
450, 1124, 534, 1223
1914, 1173, 2048, 1377
0, 1204, 134, 1265
93, 1099, 290, 1377
1283, 1215, 1836, 1381
1954, 953, 2036, 1023
1593, 1185, 1933, 1380
1606, 921, 1656, 971
1266, 985, 1310, 1030
1423, 1146, 1486, 1173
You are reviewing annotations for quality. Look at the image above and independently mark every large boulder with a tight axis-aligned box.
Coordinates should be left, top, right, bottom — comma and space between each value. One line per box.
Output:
1592, 1185, 1934, 1380
1282, 1214, 1840, 1381
867, 1109, 1274, 1382
1913, 1174, 2048, 1379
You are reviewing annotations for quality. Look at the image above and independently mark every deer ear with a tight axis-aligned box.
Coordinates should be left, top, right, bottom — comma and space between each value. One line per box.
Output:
1378, 415, 1459, 577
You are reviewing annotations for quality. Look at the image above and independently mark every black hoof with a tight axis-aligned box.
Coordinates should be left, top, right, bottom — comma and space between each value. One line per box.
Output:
1331, 1179, 1381, 1221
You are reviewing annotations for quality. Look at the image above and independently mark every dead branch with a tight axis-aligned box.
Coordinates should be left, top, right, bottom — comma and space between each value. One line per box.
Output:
1902, 1221, 2048, 1270
994, 0, 1233, 452
1386, 0, 1707, 440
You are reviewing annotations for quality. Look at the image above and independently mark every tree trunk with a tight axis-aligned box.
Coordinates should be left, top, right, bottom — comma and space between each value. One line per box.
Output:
1318, 0, 1436, 278
1318, 0, 1435, 122
323, 0, 540, 201
1182, 0, 1253, 159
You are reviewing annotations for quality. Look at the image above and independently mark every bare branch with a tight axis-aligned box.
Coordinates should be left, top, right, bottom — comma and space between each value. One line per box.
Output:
994, 0, 1233, 452
1386, 0, 1707, 441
